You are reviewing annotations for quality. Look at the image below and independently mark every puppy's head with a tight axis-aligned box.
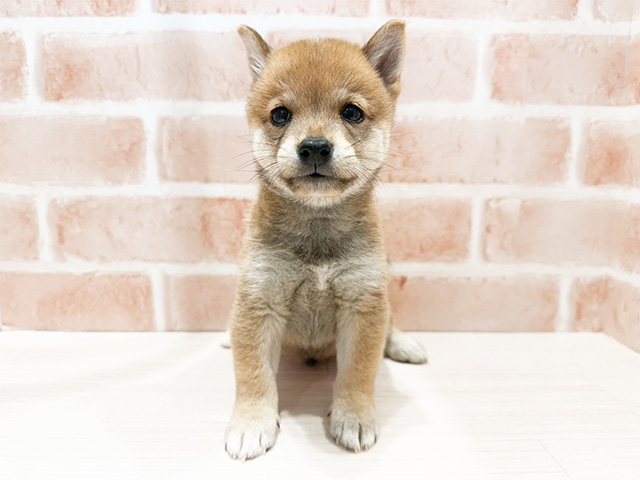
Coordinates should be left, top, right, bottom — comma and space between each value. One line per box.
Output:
238, 21, 405, 207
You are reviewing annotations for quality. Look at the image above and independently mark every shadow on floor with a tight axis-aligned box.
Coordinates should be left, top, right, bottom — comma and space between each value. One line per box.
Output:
276, 348, 413, 452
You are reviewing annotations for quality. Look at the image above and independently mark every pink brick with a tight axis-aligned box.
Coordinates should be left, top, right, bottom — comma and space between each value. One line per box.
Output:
259, 30, 476, 103
0, 273, 153, 331
157, 116, 253, 183
0, 32, 26, 101
0, 117, 145, 185
43, 33, 250, 101
401, 32, 477, 102
50, 197, 250, 263
385, 118, 570, 184
584, 121, 640, 187
0, 197, 38, 261
484, 199, 640, 272
491, 35, 640, 105
154, 0, 368, 15
166, 275, 236, 331
0, 0, 135, 16
595, 0, 640, 21
389, 275, 559, 331
268, 30, 371, 48
380, 199, 471, 262
387, 0, 578, 20
573, 277, 640, 352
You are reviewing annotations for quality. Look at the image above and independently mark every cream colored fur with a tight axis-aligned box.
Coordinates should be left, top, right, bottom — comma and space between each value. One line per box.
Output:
225, 20, 427, 461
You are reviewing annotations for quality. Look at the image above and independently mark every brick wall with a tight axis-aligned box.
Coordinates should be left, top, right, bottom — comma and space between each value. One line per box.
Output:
0, 0, 638, 351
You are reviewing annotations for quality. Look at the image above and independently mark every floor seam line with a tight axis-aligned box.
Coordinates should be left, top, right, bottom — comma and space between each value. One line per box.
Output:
591, 381, 639, 416
538, 440, 575, 480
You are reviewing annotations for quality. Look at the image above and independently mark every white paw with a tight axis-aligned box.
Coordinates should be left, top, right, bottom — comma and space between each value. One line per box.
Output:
225, 412, 279, 461
220, 329, 231, 349
330, 406, 378, 452
385, 327, 427, 364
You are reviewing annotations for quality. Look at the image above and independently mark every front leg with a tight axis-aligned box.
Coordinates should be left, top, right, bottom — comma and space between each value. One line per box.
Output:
331, 291, 389, 452
225, 306, 285, 461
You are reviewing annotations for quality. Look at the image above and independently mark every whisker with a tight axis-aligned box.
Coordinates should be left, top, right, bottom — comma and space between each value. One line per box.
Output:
232, 135, 279, 147
347, 137, 365, 150
235, 155, 277, 171
230, 150, 275, 163
387, 131, 414, 139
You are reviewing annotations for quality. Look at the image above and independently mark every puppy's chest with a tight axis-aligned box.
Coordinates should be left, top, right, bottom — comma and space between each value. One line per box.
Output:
309, 263, 332, 292
283, 263, 342, 346
245, 248, 384, 346
290, 264, 337, 318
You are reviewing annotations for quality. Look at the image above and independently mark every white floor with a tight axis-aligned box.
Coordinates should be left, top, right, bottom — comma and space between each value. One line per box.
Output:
1, 332, 639, 480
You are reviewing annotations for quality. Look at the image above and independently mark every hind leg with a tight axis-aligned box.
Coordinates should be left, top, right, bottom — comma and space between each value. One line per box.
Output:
384, 325, 427, 364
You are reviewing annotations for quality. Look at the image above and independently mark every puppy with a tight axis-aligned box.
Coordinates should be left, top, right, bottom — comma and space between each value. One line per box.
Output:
225, 20, 427, 461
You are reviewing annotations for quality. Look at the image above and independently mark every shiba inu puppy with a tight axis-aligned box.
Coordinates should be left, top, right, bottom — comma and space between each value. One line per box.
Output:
225, 20, 427, 461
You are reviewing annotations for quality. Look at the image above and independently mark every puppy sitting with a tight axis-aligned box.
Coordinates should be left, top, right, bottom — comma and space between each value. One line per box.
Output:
226, 20, 427, 461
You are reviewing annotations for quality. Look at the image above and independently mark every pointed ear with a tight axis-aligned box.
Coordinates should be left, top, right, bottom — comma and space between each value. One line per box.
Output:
237, 25, 272, 80
362, 20, 405, 98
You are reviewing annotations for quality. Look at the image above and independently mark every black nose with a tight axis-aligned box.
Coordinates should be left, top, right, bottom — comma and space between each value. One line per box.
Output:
298, 137, 333, 167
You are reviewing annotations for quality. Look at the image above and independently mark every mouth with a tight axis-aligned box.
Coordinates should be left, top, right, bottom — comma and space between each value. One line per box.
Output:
283, 170, 357, 199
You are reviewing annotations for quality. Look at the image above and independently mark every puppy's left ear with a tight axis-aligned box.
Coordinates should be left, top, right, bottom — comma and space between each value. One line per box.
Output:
238, 25, 272, 80
362, 20, 405, 99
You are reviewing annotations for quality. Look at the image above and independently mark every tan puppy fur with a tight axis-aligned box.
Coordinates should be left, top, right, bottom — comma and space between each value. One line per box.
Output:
225, 21, 427, 461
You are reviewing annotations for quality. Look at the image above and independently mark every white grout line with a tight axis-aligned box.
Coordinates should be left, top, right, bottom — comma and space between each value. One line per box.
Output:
1, 260, 638, 285
0, 261, 239, 275
138, 0, 153, 15
35, 196, 54, 263
0, 183, 259, 199
2, 181, 639, 203
20, 26, 40, 106
468, 197, 485, 264
0, 101, 638, 120
386, 262, 640, 286
624, 1, 635, 85
150, 267, 166, 331
0, 15, 637, 35
396, 102, 640, 120
472, 31, 492, 104
556, 274, 574, 332
578, 0, 596, 21
568, 114, 588, 189
0, 101, 248, 117
373, 182, 640, 203
142, 111, 160, 189
369, 0, 384, 18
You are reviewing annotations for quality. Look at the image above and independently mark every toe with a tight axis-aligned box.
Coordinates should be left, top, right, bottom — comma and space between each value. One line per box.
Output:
224, 431, 243, 459
359, 424, 377, 450
225, 414, 279, 461
330, 408, 378, 453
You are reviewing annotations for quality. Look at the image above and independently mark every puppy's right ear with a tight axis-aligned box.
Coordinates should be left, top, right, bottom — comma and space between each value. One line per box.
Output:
362, 20, 405, 100
238, 26, 271, 80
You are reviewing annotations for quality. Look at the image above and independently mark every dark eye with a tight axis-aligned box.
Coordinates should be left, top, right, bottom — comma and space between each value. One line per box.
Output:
341, 104, 364, 124
270, 107, 292, 126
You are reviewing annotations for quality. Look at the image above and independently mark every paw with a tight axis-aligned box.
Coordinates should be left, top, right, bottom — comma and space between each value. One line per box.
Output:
220, 329, 231, 349
225, 411, 280, 461
329, 405, 378, 452
385, 327, 427, 364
